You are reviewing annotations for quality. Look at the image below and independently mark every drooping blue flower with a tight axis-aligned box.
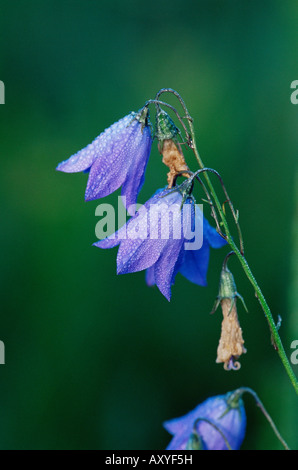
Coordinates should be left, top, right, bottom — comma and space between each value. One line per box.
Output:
164, 391, 246, 450
94, 184, 226, 301
56, 108, 152, 209
146, 208, 226, 293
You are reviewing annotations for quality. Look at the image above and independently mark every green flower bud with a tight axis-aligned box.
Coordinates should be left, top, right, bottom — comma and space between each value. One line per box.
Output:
155, 109, 180, 144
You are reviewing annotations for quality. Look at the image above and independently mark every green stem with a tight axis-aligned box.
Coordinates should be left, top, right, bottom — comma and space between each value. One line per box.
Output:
189, 125, 298, 395
153, 88, 298, 394
192, 417, 232, 450
229, 387, 290, 450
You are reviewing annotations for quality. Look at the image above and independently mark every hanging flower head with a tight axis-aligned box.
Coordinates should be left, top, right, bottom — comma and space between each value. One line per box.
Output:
164, 390, 247, 450
212, 259, 248, 370
56, 108, 152, 209
94, 180, 226, 301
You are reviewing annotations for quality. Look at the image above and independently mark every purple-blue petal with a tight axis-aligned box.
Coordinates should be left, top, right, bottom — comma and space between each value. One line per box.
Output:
204, 218, 227, 248
164, 394, 246, 451
179, 238, 209, 286
145, 265, 155, 286
145, 245, 184, 299
93, 184, 227, 301
196, 397, 246, 450
151, 238, 184, 301
163, 401, 208, 436
116, 189, 183, 277
117, 238, 169, 275
85, 116, 141, 201
95, 187, 181, 283
93, 222, 128, 249
177, 212, 226, 286
165, 432, 190, 451
144, 197, 193, 300
56, 113, 135, 174
121, 125, 152, 212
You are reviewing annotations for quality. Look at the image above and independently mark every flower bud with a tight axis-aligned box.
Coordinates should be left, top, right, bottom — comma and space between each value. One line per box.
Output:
155, 109, 180, 144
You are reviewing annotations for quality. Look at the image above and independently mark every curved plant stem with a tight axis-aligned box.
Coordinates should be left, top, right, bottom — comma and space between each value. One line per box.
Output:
189, 122, 298, 396
153, 88, 298, 394
145, 99, 191, 144
229, 387, 290, 450
192, 417, 232, 450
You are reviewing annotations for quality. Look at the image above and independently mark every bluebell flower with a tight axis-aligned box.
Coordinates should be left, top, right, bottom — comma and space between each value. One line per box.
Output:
164, 391, 246, 450
56, 108, 152, 209
94, 184, 226, 301
146, 207, 226, 294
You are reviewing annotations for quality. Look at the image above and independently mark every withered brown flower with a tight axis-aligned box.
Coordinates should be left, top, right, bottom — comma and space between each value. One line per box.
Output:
212, 263, 248, 371
216, 298, 247, 370
160, 139, 189, 188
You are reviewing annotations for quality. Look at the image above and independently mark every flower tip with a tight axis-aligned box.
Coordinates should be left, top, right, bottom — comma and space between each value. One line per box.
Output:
55, 162, 64, 172
55, 160, 75, 173
116, 265, 125, 276
84, 189, 95, 202
162, 290, 172, 302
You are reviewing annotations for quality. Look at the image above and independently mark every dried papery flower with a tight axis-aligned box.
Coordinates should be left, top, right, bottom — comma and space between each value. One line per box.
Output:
216, 298, 247, 370
212, 261, 248, 370
161, 139, 189, 188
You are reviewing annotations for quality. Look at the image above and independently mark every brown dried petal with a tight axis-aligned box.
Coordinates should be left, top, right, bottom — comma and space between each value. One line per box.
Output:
216, 298, 247, 371
161, 139, 189, 188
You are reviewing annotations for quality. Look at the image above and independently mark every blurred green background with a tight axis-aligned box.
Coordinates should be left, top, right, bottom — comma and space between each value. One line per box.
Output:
0, 0, 298, 450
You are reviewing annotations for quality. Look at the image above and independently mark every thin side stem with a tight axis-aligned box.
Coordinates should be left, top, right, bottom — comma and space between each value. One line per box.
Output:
230, 387, 290, 450
145, 99, 191, 144
193, 417, 232, 450
195, 168, 244, 253
154, 88, 298, 395
189, 126, 298, 395
153, 89, 244, 252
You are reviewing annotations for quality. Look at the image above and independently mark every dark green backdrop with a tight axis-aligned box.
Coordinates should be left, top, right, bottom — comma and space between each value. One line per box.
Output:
0, 0, 297, 450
